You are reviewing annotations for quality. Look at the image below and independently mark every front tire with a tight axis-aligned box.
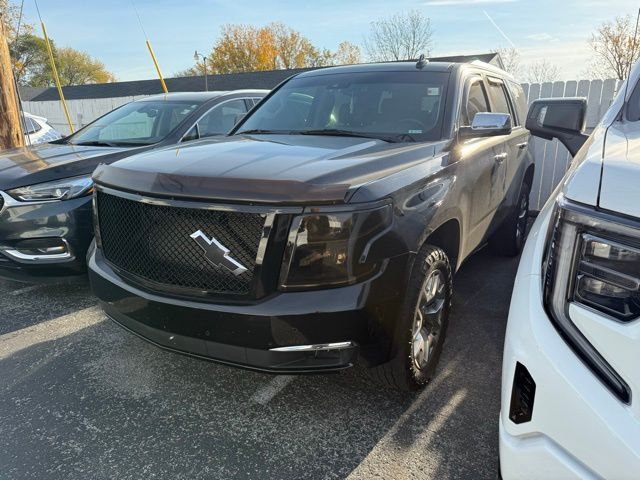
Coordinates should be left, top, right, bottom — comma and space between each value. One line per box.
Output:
370, 245, 452, 391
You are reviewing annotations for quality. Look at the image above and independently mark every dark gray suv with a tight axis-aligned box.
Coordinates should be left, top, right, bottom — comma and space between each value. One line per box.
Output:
88, 60, 534, 390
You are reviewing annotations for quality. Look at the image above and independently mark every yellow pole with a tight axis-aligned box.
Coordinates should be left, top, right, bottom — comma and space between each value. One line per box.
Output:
146, 40, 168, 93
40, 22, 74, 133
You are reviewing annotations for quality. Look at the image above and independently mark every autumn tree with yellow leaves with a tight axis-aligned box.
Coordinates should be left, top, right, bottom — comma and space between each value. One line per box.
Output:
178, 22, 361, 75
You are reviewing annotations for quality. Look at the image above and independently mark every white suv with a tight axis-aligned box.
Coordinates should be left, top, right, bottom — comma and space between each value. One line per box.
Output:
500, 62, 640, 478
23, 112, 63, 145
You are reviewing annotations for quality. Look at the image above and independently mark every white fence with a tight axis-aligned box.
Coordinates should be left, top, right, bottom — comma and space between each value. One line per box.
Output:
24, 78, 621, 210
23, 96, 151, 135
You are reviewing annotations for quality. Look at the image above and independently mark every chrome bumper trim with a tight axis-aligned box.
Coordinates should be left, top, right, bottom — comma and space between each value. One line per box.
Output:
0, 239, 73, 264
269, 341, 355, 352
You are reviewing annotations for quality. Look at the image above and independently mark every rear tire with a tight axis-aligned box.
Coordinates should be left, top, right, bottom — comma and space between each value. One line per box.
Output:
369, 245, 452, 391
489, 182, 530, 257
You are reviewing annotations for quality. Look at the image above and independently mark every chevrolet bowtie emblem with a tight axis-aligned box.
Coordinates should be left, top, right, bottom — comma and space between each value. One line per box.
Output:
190, 230, 248, 276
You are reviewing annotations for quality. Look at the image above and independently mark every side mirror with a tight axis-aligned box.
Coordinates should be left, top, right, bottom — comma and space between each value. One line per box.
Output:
526, 98, 588, 156
459, 112, 512, 139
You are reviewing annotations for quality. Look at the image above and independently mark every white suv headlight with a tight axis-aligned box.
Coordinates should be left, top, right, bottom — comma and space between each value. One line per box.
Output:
542, 195, 639, 403
7, 175, 94, 202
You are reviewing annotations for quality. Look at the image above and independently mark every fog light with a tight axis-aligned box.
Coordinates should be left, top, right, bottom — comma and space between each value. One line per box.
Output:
2, 238, 72, 262
14, 238, 68, 256
509, 362, 536, 424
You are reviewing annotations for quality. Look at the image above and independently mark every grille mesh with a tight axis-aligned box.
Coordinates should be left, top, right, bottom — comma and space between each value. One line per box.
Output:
96, 191, 265, 296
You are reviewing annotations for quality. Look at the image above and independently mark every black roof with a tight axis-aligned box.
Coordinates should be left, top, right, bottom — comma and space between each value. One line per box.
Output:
21, 68, 315, 102
20, 53, 503, 102
19, 86, 48, 102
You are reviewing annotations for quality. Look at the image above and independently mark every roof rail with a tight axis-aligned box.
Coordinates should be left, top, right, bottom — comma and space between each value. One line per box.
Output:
468, 59, 511, 77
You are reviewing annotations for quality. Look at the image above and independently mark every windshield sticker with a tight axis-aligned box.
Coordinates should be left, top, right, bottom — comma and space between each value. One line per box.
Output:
427, 87, 440, 96
409, 129, 423, 134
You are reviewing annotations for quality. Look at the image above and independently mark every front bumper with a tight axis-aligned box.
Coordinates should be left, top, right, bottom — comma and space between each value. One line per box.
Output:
0, 193, 93, 282
499, 204, 640, 479
88, 245, 409, 373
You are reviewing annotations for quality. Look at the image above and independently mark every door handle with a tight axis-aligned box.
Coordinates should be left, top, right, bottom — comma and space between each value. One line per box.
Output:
494, 152, 508, 163
517, 142, 528, 149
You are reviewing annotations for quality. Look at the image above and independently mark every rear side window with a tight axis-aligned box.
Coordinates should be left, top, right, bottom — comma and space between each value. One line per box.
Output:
462, 79, 490, 126
197, 99, 248, 138
508, 80, 528, 125
24, 117, 41, 134
487, 79, 513, 117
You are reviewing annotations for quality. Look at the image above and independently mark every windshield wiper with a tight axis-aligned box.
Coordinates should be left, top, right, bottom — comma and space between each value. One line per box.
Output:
297, 129, 415, 143
74, 140, 121, 147
237, 129, 291, 135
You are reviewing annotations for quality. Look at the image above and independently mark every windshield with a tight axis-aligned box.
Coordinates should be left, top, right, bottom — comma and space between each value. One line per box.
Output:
236, 71, 450, 142
67, 100, 202, 147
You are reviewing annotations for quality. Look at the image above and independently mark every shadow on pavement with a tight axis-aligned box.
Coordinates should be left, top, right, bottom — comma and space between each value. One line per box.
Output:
0, 249, 519, 480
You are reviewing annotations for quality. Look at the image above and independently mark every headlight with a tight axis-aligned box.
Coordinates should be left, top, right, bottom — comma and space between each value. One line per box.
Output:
543, 196, 638, 403
7, 175, 94, 202
279, 204, 393, 289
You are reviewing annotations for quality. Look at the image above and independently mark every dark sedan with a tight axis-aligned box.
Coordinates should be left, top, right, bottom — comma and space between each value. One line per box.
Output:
0, 90, 267, 282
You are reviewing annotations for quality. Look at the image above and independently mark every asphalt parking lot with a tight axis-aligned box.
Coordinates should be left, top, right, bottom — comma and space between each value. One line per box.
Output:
0, 249, 519, 480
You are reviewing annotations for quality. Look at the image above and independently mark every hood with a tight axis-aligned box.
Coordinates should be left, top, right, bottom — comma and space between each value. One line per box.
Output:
0, 142, 140, 191
598, 123, 640, 219
93, 135, 445, 205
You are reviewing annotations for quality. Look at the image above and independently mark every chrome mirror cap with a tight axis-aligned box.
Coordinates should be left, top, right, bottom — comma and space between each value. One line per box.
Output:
459, 112, 512, 139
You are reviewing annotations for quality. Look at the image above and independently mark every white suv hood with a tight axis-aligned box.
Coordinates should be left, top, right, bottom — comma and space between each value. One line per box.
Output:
598, 123, 640, 219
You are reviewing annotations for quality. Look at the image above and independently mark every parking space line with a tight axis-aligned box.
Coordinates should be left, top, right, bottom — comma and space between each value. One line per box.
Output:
9, 284, 42, 297
250, 375, 296, 405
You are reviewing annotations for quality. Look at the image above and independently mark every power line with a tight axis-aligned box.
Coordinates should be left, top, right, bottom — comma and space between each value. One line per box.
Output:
483, 10, 516, 49
130, 0, 148, 40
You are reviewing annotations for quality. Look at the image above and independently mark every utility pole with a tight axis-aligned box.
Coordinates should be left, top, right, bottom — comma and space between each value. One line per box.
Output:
0, 15, 24, 150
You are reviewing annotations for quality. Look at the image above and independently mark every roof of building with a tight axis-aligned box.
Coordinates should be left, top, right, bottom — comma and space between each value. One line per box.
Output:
19, 86, 49, 101
19, 68, 313, 102
428, 53, 503, 69
19, 53, 503, 102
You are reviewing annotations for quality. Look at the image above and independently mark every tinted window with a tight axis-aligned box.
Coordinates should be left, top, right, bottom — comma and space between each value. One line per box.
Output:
487, 79, 513, 117
198, 99, 248, 138
462, 79, 490, 126
507, 80, 528, 125
68, 100, 202, 146
24, 117, 40, 134
237, 71, 450, 142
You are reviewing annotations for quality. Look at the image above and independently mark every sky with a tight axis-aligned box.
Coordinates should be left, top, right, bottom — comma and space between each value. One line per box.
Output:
18, 0, 640, 82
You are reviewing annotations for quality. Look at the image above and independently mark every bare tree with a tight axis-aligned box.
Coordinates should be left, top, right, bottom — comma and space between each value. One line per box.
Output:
588, 14, 640, 80
524, 60, 561, 83
493, 47, 521, 78
364, 10, 433, 62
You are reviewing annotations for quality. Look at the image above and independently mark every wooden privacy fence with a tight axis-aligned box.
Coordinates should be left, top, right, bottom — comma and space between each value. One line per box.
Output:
23, 78, 621, 210
522, 78, 622, 210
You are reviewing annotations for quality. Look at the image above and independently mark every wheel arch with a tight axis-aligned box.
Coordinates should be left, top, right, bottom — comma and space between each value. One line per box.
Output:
423, 217, 462, 272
